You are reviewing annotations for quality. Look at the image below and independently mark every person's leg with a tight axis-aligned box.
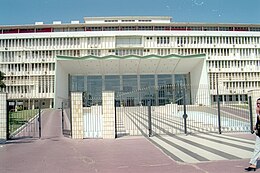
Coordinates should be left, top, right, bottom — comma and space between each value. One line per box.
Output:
249, 136, 260, 167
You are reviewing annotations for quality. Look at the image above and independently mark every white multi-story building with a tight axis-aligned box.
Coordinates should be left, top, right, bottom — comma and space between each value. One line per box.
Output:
0, 16, 260, 109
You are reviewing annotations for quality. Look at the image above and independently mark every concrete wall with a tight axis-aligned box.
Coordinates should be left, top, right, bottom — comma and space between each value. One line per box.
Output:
55, 61, 69, 109
0, 93, 6, 143
190, 56, 210, 106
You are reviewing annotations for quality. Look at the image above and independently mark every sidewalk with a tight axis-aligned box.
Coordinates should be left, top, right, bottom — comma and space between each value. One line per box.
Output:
0, 134, 256, 173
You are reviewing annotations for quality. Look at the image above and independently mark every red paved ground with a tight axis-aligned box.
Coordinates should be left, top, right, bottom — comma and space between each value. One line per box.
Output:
0, 109, 257, 173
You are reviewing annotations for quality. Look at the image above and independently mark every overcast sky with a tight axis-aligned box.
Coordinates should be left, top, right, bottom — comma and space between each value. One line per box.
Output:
0, 0, 259, 25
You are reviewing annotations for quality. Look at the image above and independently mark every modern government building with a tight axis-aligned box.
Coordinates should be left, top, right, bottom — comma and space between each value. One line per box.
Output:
0, 16, 260, 109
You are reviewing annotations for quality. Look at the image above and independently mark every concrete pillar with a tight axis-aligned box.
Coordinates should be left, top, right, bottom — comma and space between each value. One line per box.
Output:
49, 98, 52, 108
71, 92, 83, 139
248, 89, 260, 124
32, 100, 35, 110
0, 93, 7, 144
102, 91, 115, 139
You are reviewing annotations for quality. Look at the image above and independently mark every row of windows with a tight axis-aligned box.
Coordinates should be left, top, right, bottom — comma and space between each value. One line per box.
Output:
210, 72, 260, 90
157, 37, 170, 44
1, 48, 260, 62
3, 76, 54, 94
71, 74, 188, 97
223, 72, 260, 79
114, 49, 143, 56
176, 36, 260, 45
3, 63, 55, 72
1, 36, 259, 50
208, 60, 260, 69
225, 81, 260, 89
1, 25, 260, 33
0, 38, 81, 48
38, 76, 54, 94
0, 50, 80, 62
212, 95, 247, 102
211, 72, 260, 81
87, 37, 101, 45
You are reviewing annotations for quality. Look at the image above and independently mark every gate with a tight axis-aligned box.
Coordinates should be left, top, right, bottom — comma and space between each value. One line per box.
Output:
115, 85, 182, 137
82, 93, 102, 138
115, 85, 252, 137
6, 100, 41, 140
61, 99, 72, 137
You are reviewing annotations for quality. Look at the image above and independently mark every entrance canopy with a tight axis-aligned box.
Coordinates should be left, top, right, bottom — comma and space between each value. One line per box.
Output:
56, 54, 206, 75
54, 54, 208, 108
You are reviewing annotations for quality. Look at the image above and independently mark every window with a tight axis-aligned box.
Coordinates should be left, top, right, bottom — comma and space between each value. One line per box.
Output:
157, 37, 170, 44
104, 20, 118, 22
116, 36, 142, 46
121, 20, 135, 22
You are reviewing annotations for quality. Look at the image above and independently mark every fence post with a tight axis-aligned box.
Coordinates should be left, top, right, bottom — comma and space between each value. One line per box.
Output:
102, 91, 115, 139
183, 88, 188, 135
0, 93, 7, 143
249, 96, 254, 134
148, 99, 152, 137
115, 99, 117, 138
6, 101, 10, 140
38, 100, 41, 139
216, 76, 221, 134
71, 92, 84, 139
61, 102, 64, 133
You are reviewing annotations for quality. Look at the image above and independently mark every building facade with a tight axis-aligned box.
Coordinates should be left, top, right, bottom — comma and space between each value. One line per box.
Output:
0, 16, 260, 109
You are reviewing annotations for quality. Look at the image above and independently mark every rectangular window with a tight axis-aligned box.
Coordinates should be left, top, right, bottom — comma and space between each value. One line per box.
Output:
116, 36, 142, 47
104, 75, 120, 92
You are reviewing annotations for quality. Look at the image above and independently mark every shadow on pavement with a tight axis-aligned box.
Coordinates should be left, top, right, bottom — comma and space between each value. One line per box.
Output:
5, 137, 38, 145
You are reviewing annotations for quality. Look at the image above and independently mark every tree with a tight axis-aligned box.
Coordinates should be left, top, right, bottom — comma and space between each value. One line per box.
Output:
0, 71, 6, 92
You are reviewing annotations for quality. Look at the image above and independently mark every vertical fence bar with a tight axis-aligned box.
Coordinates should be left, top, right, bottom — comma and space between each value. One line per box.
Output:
38, 100, 41, 139
115, 99, 117, 138
249, 96, 254, 134
217, 97, 221, 134
148, 99, 152, 137
6, 101, 10, 140
69, 99, 72, 138
216, 76, 221, 134
183, 88, 187, 135
61, 102, 64, 133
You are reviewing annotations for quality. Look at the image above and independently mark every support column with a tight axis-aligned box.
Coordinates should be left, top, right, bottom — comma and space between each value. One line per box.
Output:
32, 100, 35, 110
71, 92, 83, 139
0, 93, 7, 144
102, 91, 115, 139
49, 98, 52, 108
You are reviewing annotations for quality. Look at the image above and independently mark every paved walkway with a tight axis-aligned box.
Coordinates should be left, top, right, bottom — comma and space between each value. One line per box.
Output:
0, 109, 258, 173
149, 132, 255, 163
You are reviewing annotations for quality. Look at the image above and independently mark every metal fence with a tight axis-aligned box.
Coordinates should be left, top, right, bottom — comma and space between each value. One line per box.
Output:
6, 100, 41, 139
115, 85, 253, 137
61, 99, 71, 137
82, 92, 103, 138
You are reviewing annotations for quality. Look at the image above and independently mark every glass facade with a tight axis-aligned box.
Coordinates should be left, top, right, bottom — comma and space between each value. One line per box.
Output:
70, 74, 190, 106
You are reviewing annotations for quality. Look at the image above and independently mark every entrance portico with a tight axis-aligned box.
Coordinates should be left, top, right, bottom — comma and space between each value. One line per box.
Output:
55, 54, 208, 108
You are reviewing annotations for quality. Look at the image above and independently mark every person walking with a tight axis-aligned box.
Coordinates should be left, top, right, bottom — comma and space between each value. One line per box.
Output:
245, 98, 260, 171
